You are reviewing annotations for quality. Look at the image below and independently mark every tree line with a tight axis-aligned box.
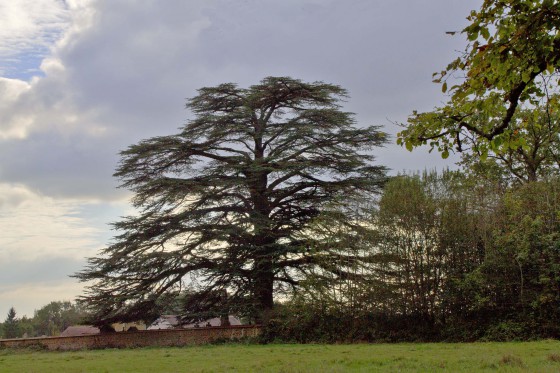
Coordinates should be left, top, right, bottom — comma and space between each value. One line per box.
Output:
1, 302, 86, 339
267, 164, 560, 342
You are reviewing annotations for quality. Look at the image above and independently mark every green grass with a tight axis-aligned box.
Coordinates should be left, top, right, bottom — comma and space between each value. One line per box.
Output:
0, 340, 559, 372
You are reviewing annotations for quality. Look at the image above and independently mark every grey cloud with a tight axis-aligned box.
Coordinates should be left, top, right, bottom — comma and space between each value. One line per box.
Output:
0, 256, 84, 287
0, 131, 124, 199
0, 0, 480, 200
0, 256, 85, 317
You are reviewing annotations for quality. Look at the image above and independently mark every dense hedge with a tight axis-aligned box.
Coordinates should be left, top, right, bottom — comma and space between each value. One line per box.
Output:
262, 302, 559, 343
262, 174, 560, 343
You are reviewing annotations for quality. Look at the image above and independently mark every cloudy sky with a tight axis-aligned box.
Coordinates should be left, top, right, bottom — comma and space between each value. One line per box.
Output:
0, 0, 480, 317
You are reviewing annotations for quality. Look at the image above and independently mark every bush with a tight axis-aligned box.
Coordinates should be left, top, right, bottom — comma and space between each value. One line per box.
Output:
481, 321, 534, 342
261, 301, 442, 343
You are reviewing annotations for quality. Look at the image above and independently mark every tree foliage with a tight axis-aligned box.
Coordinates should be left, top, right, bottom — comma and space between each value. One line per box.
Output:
3, 307, 19, 339
33, 301, 86, 336
270, 171, 560, 342
482, 180, 560, 330
375, 171, 496, 324
398, 0, 560, 160
460, 103, 560, 183
286, 199, 388, 317
75, 77, 387, 324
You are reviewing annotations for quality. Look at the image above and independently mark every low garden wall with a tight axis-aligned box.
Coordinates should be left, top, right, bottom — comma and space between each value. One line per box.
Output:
0, 325, 261, 351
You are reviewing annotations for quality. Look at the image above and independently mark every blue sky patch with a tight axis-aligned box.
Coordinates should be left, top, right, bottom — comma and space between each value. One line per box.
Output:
1, 49, 48, 80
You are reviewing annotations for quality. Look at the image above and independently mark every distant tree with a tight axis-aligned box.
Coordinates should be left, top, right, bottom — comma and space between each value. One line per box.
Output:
76, 77, 388, 324
33, 301, 86, 336
399, 0, 560, 160
18, 316, 36, 338
3, 307, 19, 339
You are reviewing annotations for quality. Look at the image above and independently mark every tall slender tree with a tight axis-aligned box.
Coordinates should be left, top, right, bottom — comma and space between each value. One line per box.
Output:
76, 77, 387, 324
3, 307, 19, 339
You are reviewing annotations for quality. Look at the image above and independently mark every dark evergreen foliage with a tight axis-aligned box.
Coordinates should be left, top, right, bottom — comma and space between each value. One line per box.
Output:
3, 307, 19, 339
75, 77, 388, 324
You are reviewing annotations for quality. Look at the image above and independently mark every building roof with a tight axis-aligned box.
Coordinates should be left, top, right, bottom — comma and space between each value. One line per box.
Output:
60, 325, 100, 337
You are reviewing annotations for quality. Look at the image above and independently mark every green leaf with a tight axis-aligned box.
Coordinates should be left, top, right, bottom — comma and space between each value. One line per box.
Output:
468, 31, 479, 41
442, 82, 448, 93
405, 140, 414, 152
480, 149, 488, 161
490, 137, 503, 151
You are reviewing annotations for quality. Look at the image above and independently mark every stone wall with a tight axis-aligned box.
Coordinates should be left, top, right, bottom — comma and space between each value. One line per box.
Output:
0, 325, 261, 351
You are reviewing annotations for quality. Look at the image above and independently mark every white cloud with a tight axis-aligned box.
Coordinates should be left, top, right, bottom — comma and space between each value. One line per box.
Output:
0, 0, 98, 140
0, 0, 215, 198
0, 183, 102, 262
0, 0, 71, 76
0, 182, 131, 316
0, 280, 86, 318
0, 78, 32, 139
0, 183, 111, 315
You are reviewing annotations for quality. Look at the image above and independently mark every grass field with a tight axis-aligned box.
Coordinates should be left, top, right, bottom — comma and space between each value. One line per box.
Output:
1, 340, 559, 372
